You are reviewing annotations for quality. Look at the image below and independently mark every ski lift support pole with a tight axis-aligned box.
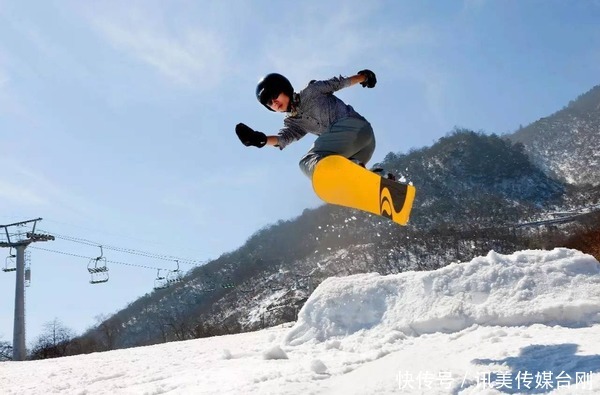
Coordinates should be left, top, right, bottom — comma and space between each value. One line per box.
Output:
0, 218, 54, 361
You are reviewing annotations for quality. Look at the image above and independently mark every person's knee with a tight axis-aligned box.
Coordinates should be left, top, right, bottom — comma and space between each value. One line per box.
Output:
299, 153, 324, 179
352, 128, 376, 165
298, 155, 314, 178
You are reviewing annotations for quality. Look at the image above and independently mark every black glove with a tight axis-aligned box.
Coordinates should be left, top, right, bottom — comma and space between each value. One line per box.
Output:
357, 69, 377, 88
235, 123, 267, 148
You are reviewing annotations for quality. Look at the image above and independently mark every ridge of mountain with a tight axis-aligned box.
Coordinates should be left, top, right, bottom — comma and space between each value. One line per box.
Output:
509, 84, 600, 185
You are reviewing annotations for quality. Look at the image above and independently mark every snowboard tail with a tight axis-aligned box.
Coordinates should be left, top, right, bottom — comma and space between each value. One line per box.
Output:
312, 155, 416, 226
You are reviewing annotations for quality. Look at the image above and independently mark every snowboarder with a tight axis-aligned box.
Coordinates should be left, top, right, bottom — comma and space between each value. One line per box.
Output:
235, 70, 378, 178
235, 70, 415, 226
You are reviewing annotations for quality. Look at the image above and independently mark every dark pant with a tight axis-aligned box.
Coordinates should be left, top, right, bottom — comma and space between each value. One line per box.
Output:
299, 117, 376, 178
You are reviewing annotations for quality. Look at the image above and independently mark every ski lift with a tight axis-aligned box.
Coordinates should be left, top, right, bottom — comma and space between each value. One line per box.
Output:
87, 246, 109, 284
154, 269, 169, 290
166, 260, 182, 284
221, 275, 235, 289
3, 248, 16, 272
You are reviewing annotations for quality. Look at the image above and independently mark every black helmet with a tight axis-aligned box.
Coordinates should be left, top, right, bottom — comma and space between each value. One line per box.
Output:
256, 73, 294, 111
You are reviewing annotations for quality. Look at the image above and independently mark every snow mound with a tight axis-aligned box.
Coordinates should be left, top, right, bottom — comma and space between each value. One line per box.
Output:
285, 248, 600, 346
309, 359, 329, 375
263, 345, 288, 360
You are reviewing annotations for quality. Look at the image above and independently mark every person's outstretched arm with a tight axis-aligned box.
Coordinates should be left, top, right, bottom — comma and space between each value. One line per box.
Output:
352, 69, 377, 88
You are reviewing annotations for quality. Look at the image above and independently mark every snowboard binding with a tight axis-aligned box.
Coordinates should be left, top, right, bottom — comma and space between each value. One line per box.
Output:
350, 160, 398, 182
371, 167, 397, 181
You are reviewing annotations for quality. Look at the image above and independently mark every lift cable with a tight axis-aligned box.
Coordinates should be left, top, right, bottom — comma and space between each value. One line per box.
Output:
29, 246, 171, 271
36, 229, 207, 266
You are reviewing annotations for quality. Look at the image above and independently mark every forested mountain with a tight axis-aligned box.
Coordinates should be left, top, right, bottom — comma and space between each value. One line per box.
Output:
377, 130, 564, 228
509, 85, 600, 185
64, 85, 600, 355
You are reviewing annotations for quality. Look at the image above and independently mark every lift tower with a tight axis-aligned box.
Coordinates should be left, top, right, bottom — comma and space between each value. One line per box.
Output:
0, 218, 54, 361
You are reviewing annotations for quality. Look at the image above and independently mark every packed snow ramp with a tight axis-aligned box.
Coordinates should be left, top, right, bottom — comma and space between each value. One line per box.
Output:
285, 248, 600, 347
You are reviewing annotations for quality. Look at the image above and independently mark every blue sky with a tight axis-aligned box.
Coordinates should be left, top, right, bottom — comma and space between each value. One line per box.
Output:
1, 0, 599, 343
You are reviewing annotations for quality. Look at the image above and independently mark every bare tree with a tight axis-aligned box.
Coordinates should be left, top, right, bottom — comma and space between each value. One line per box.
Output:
94, 314, 121, 351
158, 303, 198, 342
0, 339, 12, 361
30, 318, 75, 360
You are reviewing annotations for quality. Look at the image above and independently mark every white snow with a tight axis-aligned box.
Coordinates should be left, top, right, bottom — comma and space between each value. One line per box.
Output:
285, 248, 600, 347
263, 345, 289, 360
2, 248, 600, 394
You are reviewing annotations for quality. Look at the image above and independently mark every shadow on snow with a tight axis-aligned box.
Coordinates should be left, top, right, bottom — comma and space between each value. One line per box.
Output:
469, 343, 600, 394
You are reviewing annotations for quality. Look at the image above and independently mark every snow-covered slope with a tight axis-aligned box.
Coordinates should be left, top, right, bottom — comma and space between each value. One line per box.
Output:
1, 248, 600, 394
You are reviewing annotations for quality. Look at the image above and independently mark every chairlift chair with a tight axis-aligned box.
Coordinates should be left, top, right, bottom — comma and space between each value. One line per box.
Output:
221, 276, 235, 289
3, 248, 16, 272
154, 269, 169, 290
88, 246, 109, 284
166, 260, 182, 284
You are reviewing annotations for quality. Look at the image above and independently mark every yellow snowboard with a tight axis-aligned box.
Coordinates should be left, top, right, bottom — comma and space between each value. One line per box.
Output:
312, 155, 416, 226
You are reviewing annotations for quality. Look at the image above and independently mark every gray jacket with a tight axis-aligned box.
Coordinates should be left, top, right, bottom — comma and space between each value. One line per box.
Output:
276, 75, 366, 149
